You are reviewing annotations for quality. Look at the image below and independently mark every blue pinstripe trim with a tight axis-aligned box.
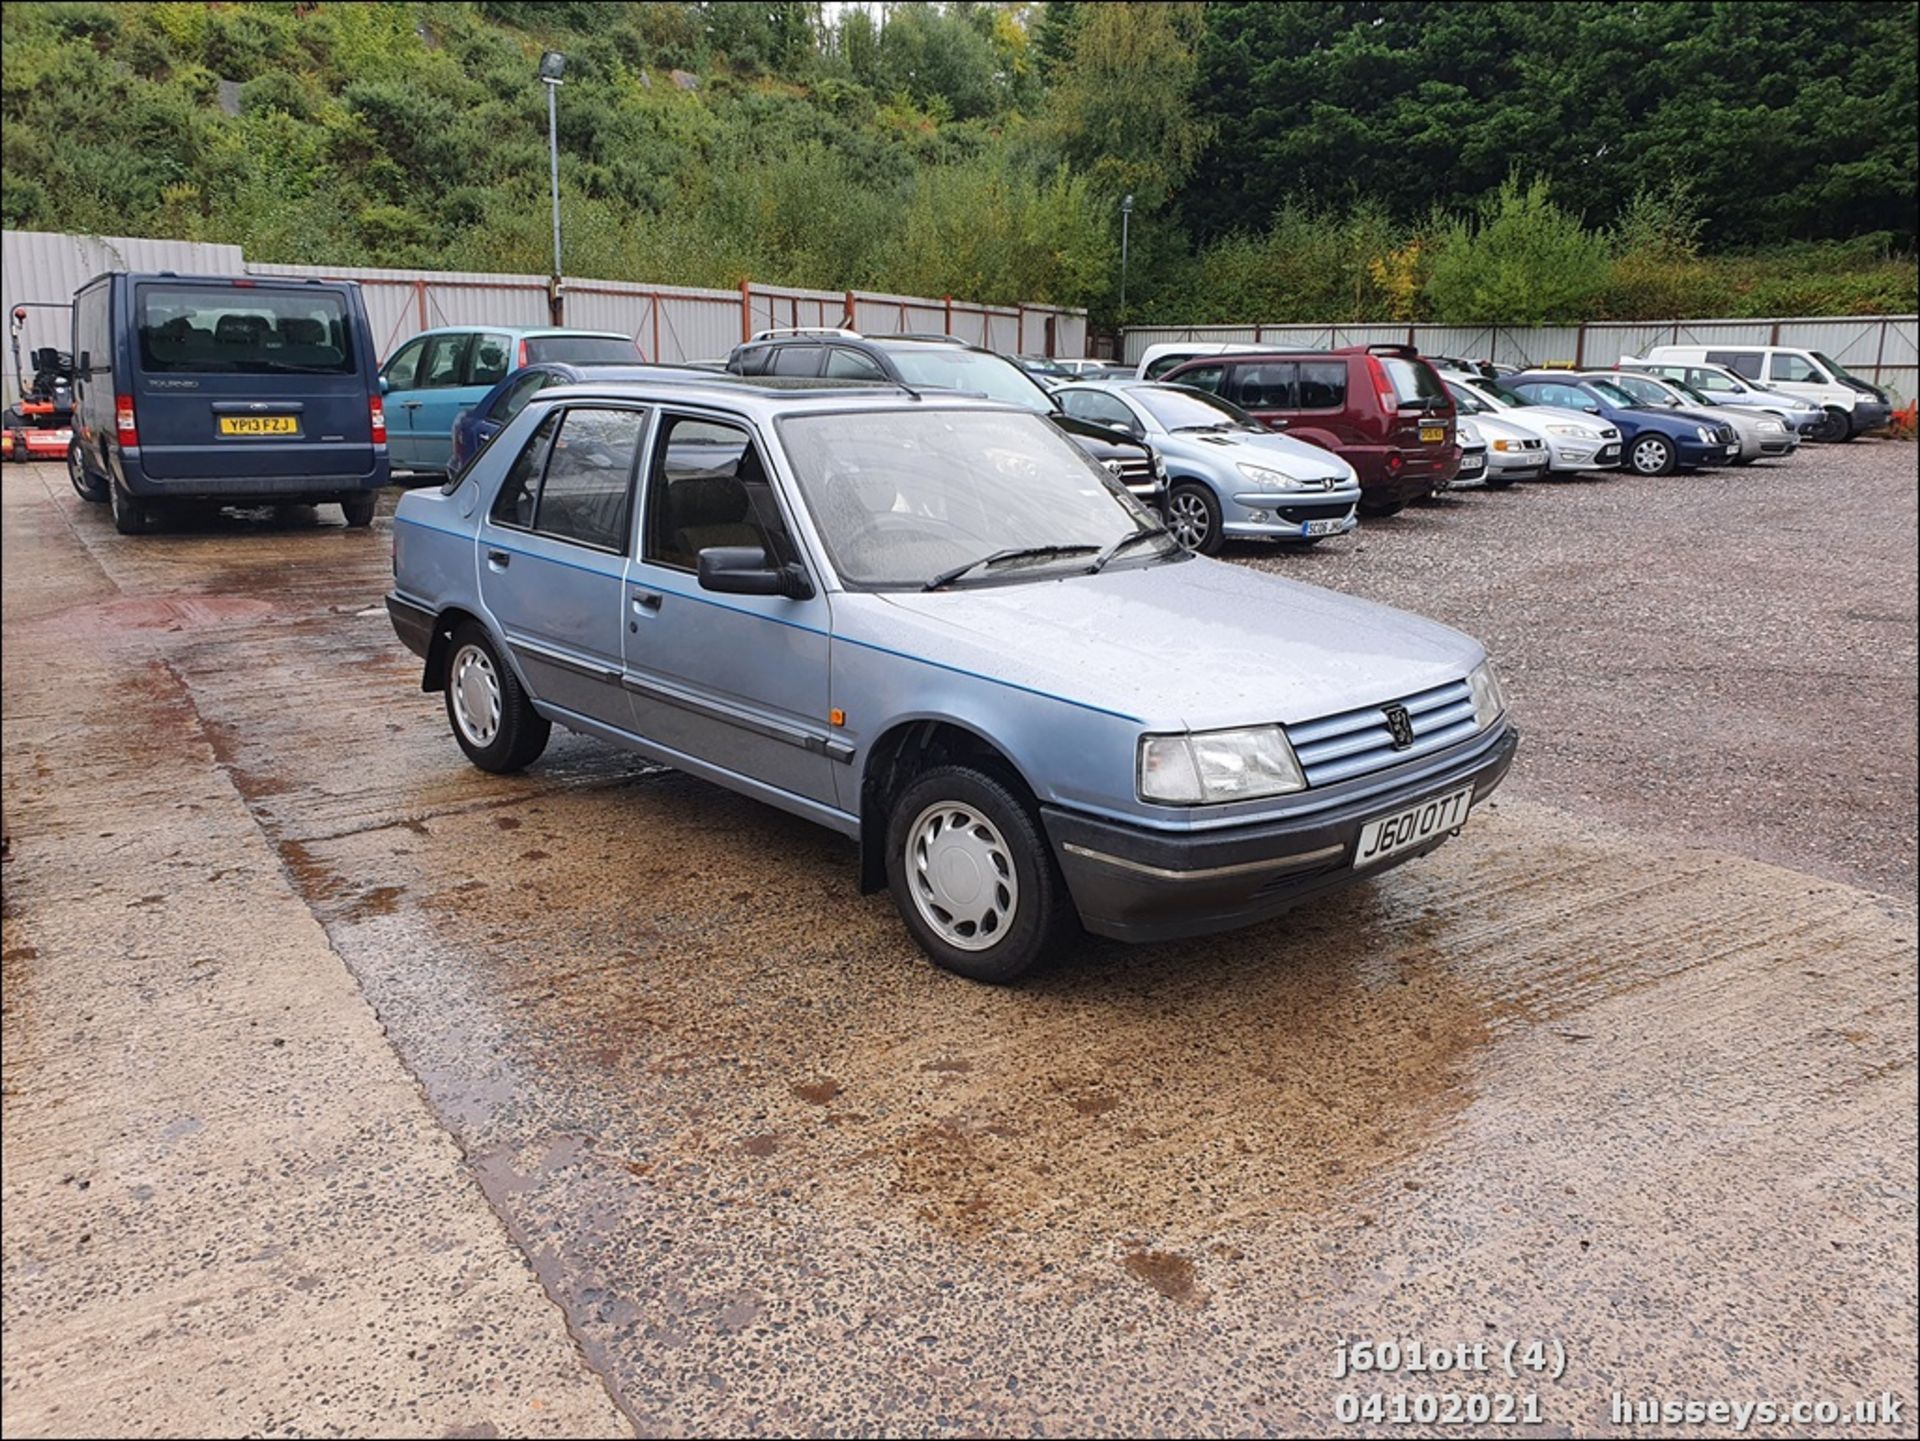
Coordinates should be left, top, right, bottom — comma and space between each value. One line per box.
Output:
394, 515, 1141, 723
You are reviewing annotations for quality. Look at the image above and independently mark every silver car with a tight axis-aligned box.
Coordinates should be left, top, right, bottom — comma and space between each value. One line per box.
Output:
1054, 380, 1360, 554
1587, 370, 1798, 463
1444, 381, 1549, 487
386, 376, 1517, 983
1436, 370, 1624, 474
1615, 358, 1826, 438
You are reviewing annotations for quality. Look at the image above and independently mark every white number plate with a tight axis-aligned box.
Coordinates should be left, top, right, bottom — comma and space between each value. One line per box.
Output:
1301, 517, 1346, 537
1725, 442, 1740, 456
1353, 785, 1474, 870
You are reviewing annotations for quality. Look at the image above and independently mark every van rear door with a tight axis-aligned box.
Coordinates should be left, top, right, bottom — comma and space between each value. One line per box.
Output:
132, 280, 374, 481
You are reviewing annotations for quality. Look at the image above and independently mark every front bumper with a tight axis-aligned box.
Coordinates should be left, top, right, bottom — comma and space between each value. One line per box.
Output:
1043, 725, 1519, 944
1675, 435, 1738, 468
1545, 436, 1620, 473
1849, 401, 1892, 435
1224, 492, 1360, 541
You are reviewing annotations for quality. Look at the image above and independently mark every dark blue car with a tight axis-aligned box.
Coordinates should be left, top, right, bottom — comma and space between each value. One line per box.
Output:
447, 362, 671, 479
1505, 373, 1738, 476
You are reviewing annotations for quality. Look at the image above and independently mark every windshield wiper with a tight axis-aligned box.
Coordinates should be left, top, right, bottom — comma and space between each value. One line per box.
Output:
1088, 525, 1173, 574
923, 544, 1099, 592
1172, 422, 1234, 433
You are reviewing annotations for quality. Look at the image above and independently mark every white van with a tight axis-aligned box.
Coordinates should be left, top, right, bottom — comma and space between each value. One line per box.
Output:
1134, 341, 1267, 381
1642, 344, 1891, 441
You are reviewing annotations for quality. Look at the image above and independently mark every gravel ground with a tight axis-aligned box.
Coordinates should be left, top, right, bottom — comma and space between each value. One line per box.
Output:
1226, 438, 1920, 898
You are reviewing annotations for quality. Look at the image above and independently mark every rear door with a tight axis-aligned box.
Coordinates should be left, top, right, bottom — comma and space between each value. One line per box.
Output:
131, 280, 373, 481
477, 403, 647, 732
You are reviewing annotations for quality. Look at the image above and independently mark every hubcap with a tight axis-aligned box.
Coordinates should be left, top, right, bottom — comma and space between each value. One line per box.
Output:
1168, 490, 1211, 550
905, 801, 1019, 951
450, 644, 502, 747
1632, 439, 1667, 473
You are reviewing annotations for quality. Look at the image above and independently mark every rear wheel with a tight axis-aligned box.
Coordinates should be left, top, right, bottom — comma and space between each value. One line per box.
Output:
885, 764, 1074, 984
109, 480, 162, 534
340, 493, 377, 528
1814, 407, 1850, 443
1166, 482, 1223, 555
67, 440, 107, 502
444, 622, 550, 773
1627, 434, 1675, 475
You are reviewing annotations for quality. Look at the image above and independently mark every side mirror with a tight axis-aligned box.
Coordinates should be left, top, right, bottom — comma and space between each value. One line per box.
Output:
379, 376, 393, 394
1584, 404, 1600, 414
697, 546, 813, 600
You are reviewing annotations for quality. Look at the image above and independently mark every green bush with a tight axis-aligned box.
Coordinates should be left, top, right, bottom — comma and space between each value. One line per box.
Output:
1424, 176, 1611, 324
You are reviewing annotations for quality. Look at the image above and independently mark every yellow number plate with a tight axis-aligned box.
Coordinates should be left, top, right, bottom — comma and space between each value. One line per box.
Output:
218, 415, 298, 436
1419, 425, 1446, 443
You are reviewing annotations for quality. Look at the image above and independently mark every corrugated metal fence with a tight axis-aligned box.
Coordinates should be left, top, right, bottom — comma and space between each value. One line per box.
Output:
1120, 317, 1920, 406
3, 227, 1087, 395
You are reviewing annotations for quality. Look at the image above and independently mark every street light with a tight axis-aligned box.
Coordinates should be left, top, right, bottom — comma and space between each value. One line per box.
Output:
1119, 193, 1134, 323
539, 50, 566, 324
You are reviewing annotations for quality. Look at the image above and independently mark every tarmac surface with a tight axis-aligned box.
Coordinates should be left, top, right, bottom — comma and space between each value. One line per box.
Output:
3, 442, 1915, 1437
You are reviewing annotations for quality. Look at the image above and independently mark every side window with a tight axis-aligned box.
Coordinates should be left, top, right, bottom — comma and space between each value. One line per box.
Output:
1707, 350, 1763, 380
1060, 390, 1136, 430
1768, 352, 1821, 383
381, 337, 425, 391
489, 369, 552, 422
533, 407, 647, 551
75, 287, 111, 374
490, 411, 559, 529
1690, 368, 1735, 392
1233, 362, 1296, 409
466, 332, 513, 387
825, 347, 887, 380
644, 416, 794, 572
770, 345, 823, 377
732, 345, 771, 377
1172, 364, 1225, 395
419, 333, 470, 388
1295, 361, 1347, 410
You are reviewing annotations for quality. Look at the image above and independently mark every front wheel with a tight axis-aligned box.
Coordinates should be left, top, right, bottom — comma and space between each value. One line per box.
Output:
340, 493, 377, 528
1166, 482, 1223, 555
1627, 435, 1675, 475
444, 622, 551, 773
885, 764, 1075, 983
68, 440, 107, 502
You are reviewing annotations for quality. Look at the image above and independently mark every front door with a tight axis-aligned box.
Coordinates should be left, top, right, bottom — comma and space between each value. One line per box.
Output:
379, 338, 427, 468
476, 403, 648, 732
624, 411, 836, 808
408, 331, 475, 473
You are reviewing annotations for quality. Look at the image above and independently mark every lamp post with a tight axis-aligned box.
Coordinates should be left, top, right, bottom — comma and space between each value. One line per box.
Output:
538, 50, 566, 324
1119, 193, 1134, 325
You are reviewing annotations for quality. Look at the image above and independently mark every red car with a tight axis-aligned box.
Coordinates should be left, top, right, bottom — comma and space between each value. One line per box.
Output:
1160, 344, 1457, 515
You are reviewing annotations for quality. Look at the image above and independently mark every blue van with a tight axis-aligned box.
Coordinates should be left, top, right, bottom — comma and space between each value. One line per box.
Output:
67, 272, 389, 533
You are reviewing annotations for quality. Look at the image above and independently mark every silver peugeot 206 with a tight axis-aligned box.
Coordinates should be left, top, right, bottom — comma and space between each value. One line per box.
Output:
386, 375, 1518, 983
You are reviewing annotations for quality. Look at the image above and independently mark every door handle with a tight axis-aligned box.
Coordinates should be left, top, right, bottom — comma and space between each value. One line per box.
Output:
486, 549, 511, 569
402, 400, 423, 410
631, 590, 662, 612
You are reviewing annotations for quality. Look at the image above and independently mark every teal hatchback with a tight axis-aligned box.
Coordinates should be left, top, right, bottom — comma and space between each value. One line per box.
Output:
378, 326, 638, 474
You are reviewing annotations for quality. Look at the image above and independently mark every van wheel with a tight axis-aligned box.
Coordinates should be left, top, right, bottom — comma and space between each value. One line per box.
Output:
885, 764, 1074, 984
67, 440, 107, 502
1166, 482, 1223, 555
444, 622, 550, 773
110, 480, 162, 534
1815, 407, 1853, 442
341, 494, 377, 528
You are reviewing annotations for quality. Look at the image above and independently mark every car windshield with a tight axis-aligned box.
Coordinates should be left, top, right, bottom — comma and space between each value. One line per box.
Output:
1666, 378, 1715, 406
1584, 378, 1638, 407
1131, 384, 1262, 431
777, 408, 1173, 590
1810, 351, 1856, 381
1477, 380, 1538, 407
882, 346, 1053, 411
1611, 374, 1682, 406
1446, 382, 1490, 414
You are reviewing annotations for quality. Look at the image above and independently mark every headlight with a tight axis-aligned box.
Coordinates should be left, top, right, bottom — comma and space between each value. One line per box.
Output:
1235, 460, 1298, 489
1138, 726, 1305, 805
1758, 419, 1785, 434
1466, 659, 1506, 729
1545, 424, 1593, 438
1491, 438, 1516, 452
1696, 426, 1714, 442
1152, 451, 1167, 479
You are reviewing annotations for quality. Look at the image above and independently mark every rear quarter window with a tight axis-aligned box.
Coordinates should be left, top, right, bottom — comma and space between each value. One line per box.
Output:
137, 284, 357, 375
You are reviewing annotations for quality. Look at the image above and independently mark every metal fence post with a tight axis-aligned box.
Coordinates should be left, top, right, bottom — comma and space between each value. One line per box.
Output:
739, 277, 751, 344
944, 295, 952, 336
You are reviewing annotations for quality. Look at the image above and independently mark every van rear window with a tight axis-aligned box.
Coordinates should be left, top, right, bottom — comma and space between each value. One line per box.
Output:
137, 285, 356, 375
524, 335, 638, 364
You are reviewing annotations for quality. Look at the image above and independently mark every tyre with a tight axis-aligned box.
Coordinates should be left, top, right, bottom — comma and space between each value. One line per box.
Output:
67, 440, 107, 503
1359, 497, 1408, 517
340, 493, 377, 528
443, 622, 551, 773
1626, 434, 1675, 475
109, 480, 162, 534
1813, 407, 1850, 443
1166, 482, 1223, 555
884, 763, 1075, 984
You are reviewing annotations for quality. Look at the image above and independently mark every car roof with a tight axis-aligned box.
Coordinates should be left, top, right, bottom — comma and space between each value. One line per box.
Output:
529, 374, 1031, 418
410, 325, 632, 340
